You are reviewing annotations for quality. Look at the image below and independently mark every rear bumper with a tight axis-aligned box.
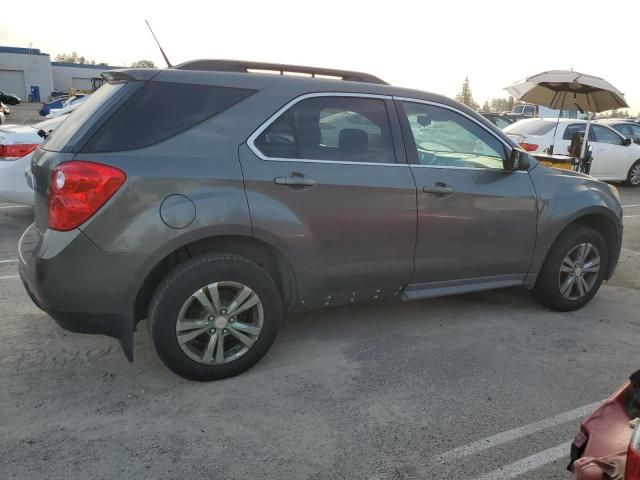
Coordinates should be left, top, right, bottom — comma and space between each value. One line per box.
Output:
18, 223, 151, 360
0, 155, 34, 205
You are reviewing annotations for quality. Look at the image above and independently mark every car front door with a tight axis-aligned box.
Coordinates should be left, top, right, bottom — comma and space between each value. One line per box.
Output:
396, 99, 538, 287
590, 125, 631, 178
239, 94, 417, 306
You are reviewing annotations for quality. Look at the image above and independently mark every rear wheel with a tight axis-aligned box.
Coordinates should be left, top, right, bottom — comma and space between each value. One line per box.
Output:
532, 226, 608, 311
627, 160, 640, 187
148, 254, 282, 381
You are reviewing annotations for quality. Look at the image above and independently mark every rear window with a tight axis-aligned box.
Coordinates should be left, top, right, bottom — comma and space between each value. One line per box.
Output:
81, 82, 256, 152
41, 82, 126, 152
503, 119, 555, 136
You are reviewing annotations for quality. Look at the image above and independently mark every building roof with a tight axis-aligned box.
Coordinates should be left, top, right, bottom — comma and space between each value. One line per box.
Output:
0, 45, 49, 56
51, 62, 123, 70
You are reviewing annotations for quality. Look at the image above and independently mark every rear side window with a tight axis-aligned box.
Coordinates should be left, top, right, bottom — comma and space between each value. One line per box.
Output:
254, 96, 395, 163
504, 119, 555, 136
41, 82, 125, 152
81, 82, 256, 152
563, 123, 587, 140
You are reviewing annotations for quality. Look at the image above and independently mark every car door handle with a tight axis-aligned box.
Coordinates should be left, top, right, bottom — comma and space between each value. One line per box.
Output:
423, 183, 455, 196
274, 175, 317, 187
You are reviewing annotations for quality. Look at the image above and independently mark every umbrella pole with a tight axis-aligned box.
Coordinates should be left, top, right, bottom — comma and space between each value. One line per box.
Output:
549, 91, 566, 155
580, 113, 593, 173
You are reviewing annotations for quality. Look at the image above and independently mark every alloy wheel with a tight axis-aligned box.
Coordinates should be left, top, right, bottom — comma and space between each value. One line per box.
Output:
558, 243, 601, 301
630, 164, 640, 185
175, 281, 264, 365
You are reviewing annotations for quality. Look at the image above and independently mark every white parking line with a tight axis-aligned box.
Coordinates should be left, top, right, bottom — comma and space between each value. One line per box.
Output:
0, 205, 31, 210
470, 442, 571, 480
0, 259, 18, 264
625, 215, 640, 219
0, 274, 19, 281
433, 401, 599, 462
623, 204, 640, 208
623, 248, 640, 256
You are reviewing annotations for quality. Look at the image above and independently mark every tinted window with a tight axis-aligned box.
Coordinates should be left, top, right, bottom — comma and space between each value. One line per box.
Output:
592, 125, 623, 145
629, 124, 640, 138
612, 124, 632, 136
563, 123, 590, 140
254, 110, 296, 159
523, 106, 536, 116
504, 119, 556, 136
401, 101, 505, 170
42, 82, 125, 152
493, 116, 511, 129
255, 96, 395, 163
512, 106, 523, 114
82, 82, 256, 152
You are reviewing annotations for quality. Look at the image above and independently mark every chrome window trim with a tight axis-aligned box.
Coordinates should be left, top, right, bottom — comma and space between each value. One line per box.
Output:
246, 92, 407, 167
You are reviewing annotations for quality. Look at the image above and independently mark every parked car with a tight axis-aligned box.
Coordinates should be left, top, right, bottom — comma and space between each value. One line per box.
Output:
0, 102, 6, 125
39, 94, 86, 117
569, 370, 640, 480
596, 119, 640, 143
19, 60, 623, 381
0, 90, 21, 105
0, 115, 67, 205
479, 112, 514, 129
506, 103, 588, 122
503, 118, 640, 186
45, 96, 87, 118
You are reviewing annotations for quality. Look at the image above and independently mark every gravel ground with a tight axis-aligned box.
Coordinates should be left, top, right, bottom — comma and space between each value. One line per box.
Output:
1, 186, 639, 480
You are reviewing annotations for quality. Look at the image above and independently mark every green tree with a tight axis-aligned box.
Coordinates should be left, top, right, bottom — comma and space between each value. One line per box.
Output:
130, 59, 156, 69
481, 101, 491, 112
455, 77, 479, 110
54, 52, 95, 64
489, 96, 515, 113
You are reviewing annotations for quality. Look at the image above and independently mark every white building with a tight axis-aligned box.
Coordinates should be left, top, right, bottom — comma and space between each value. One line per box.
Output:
0, 46, 54, 101
0, 45, 120, 102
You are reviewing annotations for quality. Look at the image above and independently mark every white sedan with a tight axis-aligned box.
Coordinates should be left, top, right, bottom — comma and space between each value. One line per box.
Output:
503, 118, 640, 186
0, 116, 67, 205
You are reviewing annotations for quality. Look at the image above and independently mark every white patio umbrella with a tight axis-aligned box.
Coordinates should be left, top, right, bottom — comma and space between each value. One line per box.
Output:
505, 70, 629, 160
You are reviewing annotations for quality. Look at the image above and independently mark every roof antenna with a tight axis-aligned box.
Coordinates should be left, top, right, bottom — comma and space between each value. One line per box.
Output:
145, 19, 172, 68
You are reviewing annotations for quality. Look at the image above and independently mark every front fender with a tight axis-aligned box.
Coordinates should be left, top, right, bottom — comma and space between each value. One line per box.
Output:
527, 164, 623, 286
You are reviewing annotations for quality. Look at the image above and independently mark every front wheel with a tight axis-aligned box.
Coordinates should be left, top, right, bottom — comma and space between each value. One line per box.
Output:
627, 160, 640, 187
532, 226, 608, 311
148, 254, 282, 381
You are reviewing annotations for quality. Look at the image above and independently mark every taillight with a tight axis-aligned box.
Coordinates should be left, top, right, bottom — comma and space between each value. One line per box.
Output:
520, 142, 539, 152
627, 425, 640, 479
48, 161, 126, 231
0, 144, 38, 160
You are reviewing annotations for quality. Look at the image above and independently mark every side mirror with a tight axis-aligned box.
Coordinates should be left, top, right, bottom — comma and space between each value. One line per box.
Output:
623, 138, 633, 146
506, 148, 530, 171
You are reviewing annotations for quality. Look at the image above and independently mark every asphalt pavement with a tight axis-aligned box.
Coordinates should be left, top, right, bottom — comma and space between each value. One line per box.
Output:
1, 186, 639, 480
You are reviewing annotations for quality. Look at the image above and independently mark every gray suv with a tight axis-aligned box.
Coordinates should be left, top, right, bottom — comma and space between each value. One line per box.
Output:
19, 60, 623, 381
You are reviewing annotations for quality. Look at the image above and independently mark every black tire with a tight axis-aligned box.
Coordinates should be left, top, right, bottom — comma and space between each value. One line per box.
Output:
148, 254, 282, 381
532, 225, 608, 312
626, 160, 640, 187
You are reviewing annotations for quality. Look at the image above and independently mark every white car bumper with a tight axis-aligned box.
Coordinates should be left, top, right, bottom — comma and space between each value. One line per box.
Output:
0, 153, 35, 205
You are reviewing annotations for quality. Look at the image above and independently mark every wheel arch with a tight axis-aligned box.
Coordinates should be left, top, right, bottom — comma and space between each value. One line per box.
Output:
133, 234, 299, 323
539, 208, 621, 281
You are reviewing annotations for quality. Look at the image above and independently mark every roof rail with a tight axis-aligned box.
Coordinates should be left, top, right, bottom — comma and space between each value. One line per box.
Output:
174, 59, 388, 85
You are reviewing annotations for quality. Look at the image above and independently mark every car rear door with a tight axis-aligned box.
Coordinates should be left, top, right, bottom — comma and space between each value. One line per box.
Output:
239, 93, 417, 307
395, 98, 537, 287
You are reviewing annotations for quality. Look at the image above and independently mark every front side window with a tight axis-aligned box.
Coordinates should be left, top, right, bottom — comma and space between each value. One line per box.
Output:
512, 105, 524, 114
523, 105, 536, 116
628, 124, 640, 138
612, 124, 632, 136
401, 101, 505, 170
254, 96, 395, 163
592, 125, 623, 145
